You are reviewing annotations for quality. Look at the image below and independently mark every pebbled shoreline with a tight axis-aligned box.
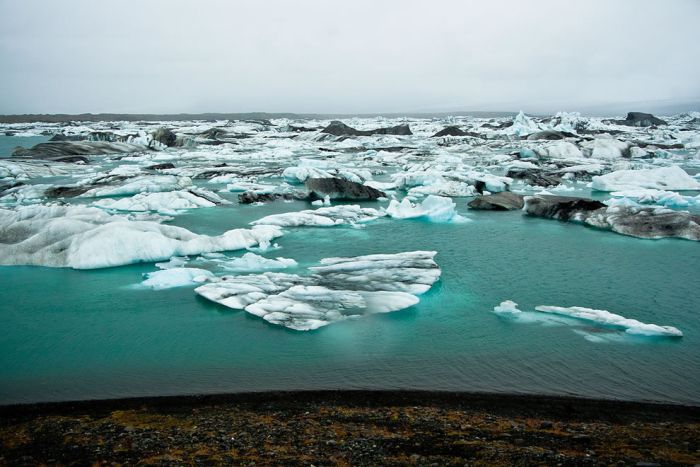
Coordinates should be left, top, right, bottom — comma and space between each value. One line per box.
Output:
2, 390, 699, 465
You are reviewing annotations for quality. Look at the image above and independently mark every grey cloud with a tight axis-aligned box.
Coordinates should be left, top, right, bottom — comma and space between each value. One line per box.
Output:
0, 0, 698, 114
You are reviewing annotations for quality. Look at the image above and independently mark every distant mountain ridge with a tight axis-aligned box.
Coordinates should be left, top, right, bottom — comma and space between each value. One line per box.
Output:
0, 111, 518, 124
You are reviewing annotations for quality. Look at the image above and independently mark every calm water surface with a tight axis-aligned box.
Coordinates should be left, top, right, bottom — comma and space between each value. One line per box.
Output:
1, 199, 698, 405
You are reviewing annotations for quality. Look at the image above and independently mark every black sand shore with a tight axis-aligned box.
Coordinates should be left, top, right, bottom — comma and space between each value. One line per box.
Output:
1, 390, 699, 465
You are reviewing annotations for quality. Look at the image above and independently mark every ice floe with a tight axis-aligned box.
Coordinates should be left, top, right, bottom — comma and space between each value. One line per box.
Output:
216, 252, 298, 272
592, 165, 700, 191
195, 251, 440, 330
93, 189, 227, 215
534, 305, 683, 337
251, 205, 384, 227
0, 205, 283, 269
138, 267, 215, 290
492, 301, 682, 339
385, 195, 465, 223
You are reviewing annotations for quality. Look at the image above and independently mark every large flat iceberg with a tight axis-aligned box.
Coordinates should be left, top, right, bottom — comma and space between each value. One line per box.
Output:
592, 165, 700, 192
0, 205, 282, 269
195, 251, 440, 330
534, 305, 683, 337
251, 205, 384, 227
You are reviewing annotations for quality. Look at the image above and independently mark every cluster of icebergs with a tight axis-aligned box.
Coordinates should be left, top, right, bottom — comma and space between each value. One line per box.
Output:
1, 111, 698, 331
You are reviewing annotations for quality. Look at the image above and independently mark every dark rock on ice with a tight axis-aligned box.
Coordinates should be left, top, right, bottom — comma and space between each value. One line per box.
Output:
524, 195, 700, 241
199, 128, 228, 139
145, 162, 176, 170
526, 130, 575, 140
616, 112, 667, 127
12, 141, 141, 161
305, 177, 386, 201
432, 126, 482, 138
468, 192, 525, 210
286, 125, 321, 132
321, 121, 412, 136
238, 191, 305, 204
48, 133, 83, 142
523, 195, 606, 221
507, 168, 563, 188
45, 186, 90, 198
152, 128, 178, 147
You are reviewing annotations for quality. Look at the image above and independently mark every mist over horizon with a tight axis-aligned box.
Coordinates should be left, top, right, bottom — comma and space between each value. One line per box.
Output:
1, 0, 699, 116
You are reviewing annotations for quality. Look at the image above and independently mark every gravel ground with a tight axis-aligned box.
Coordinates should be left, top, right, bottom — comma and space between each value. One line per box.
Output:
1, 391, 698, 465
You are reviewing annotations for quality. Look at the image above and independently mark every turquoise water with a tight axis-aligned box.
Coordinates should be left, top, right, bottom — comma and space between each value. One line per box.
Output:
1, 200, 698, 405
0, 135, 51, 157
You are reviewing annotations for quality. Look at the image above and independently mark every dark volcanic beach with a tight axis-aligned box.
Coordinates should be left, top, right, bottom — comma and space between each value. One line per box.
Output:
1, 391, 699, 465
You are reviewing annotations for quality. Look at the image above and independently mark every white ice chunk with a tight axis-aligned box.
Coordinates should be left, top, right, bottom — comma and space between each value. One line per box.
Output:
93, 189, 219, 215
592, 165, 700, 191
80, 176, 193, 198
139, 267, 215, 290
195, 251, 440, 330
534, 305, 683, 337
385, 195, 464, 222
251, 205, 384, 227
217, 252, 298, 272
0, 205, 283, 269
493, 300, 522, 314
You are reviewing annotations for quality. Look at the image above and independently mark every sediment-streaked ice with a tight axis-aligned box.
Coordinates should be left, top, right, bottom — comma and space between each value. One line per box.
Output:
93, 189, 225, 215
79, 175, 194, 198
0, 205, 283, 269
195, 251, 440, 330
251, 205, 384, 227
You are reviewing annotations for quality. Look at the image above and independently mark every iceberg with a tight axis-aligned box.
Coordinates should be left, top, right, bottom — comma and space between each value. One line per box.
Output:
79, 175, 193, 198
0, 205, 283, 269
139, 267, 215, 290
217, 252, 298, 272
534, 305, 683, 337
93, 189, 225, 215
609, 189, 699, 208
195, 251, 440, 330
539, 141, 584, 160
492, 300, 682, 339
385, 195, 464, 223
592, 165, 700, 192
251, 205, 384, 227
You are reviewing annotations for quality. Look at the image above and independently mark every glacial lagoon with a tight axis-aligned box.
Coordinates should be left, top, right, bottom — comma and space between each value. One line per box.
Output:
1, 114, 699, 405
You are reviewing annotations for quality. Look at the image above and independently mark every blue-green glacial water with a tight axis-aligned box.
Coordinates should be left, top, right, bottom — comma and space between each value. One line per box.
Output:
1, 200, 698, 405
0, 135, 50, 157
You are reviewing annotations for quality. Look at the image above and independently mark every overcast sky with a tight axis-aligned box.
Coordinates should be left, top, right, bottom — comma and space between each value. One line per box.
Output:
0, 0, 698, 114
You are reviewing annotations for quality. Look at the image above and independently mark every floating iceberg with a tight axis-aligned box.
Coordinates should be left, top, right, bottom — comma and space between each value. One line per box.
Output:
592, 165, 700, 192
139, 267, 215, 290
610, 189, 699, 208
493, 300, 522, 314
539, 141, 584, 160
251, 205, 384, 227
385, 195, 464, 223
79, 175, 193, 198
0, 205, 283, 269
492, 301, 682, 339
217, 252, 298, 272
195, 251, 440, 330
534, 305, 683, 337
93, 189, 225, 215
